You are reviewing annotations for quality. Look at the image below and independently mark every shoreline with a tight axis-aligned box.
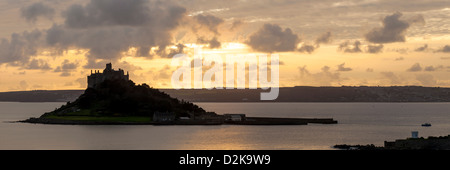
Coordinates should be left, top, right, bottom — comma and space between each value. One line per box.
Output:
334, 135, 450, 150
19, 116, 338, 126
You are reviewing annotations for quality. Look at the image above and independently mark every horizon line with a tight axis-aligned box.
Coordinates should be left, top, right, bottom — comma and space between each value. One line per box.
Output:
1, 85, 448, 93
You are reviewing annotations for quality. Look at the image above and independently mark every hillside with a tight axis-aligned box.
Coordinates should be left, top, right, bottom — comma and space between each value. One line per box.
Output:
39, 79, 210, 119
0, 90, 83, 102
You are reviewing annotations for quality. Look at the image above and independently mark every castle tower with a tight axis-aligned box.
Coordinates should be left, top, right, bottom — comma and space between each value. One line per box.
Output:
87, 63, 129, 88
105, 63, 112, 72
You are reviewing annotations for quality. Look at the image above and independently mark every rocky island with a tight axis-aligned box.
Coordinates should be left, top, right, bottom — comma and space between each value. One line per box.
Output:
21, 63, 337, 125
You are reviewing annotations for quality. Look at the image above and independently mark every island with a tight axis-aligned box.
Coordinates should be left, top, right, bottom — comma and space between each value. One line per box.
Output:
21, 63, 337, 125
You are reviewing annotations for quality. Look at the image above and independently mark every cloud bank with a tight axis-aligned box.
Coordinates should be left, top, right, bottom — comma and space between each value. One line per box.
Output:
21, 2, 55, 23
298, 65, 344, 86
407, 63, 422, 72
245, 23, 300, 53
1, 0, 189, 69
365, 12, 424, 44
338, 40, 362, 53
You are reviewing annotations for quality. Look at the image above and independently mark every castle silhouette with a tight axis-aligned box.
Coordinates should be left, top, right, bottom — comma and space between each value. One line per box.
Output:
87, 63, 129, 88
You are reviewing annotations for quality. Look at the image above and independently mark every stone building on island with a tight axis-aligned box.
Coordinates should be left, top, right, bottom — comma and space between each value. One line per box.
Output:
87, 63, 129, 88
153, 111, 176, 122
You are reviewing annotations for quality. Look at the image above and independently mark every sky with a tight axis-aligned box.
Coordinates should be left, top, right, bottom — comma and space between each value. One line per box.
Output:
1, 0, 450, 91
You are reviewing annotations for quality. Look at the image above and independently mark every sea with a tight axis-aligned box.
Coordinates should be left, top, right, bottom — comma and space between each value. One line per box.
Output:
1, 102, 449, 150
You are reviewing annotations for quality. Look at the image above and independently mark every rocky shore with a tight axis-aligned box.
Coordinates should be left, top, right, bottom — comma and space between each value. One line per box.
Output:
20, 117, 154, 125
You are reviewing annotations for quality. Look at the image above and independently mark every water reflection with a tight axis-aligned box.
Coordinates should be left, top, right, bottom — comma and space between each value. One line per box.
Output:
1, 102, 450, 150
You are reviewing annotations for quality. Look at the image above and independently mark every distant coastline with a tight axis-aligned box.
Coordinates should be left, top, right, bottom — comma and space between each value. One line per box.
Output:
2, 86, 450, 103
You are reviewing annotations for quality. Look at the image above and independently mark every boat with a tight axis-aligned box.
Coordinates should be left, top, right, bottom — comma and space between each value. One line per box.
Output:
421, 123, 431, 127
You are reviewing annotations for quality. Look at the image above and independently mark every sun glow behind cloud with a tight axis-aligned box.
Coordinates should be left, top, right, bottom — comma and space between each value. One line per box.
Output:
1, 0, 450, 91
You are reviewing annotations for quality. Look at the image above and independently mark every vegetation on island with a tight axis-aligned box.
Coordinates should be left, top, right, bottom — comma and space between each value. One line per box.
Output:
36, 79, 212, 123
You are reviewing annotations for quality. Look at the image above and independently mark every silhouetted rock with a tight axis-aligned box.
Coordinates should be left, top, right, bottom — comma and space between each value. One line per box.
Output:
40, 78, 210, 119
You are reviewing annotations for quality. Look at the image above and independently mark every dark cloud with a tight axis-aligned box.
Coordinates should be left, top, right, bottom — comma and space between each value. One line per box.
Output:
2, 0, 190, 70
136, 46, 151, 57
337, 63, 352, 71
365, 12, 424, 44
366, 44, 384, 53
0, 29, 44, 65
338, 40, 362, 53
339, 41, 383, 54
435, 45, 450, 53
115, 61, 143, 72
83, 58, 108, 69
61, 59, 78, 70
297, 44, 316, 53
424, 66, 435, 71
297, 32, 332, 53
63, 0, 153, 28
190, 14, 224, 48
54, 59, 79, 76
54, 60, 78, 72
166, 43, 187, 58
197, 37, 221, 49
208, 38, 221, 49
46, 24, 136, 62
415, 44, 428, 52
315, 31, 332, 45
20, 2, 55, 23
23, 59, 52, 70
407, 63, 422, 72
245, 23, 300, 53
230, 20, 244, 31
46, 0, 187, 68
194, 14, 224, 35
424, 65, 444, 72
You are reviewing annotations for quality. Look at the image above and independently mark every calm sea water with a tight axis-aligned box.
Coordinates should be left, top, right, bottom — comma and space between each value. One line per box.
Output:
1, 102, 449, 150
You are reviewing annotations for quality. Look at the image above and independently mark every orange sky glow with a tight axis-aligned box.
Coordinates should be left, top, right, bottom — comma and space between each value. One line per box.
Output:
1, 0, 450, 91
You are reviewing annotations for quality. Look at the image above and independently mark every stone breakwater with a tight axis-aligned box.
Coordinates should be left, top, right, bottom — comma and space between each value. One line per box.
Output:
225, 117, 338, 125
